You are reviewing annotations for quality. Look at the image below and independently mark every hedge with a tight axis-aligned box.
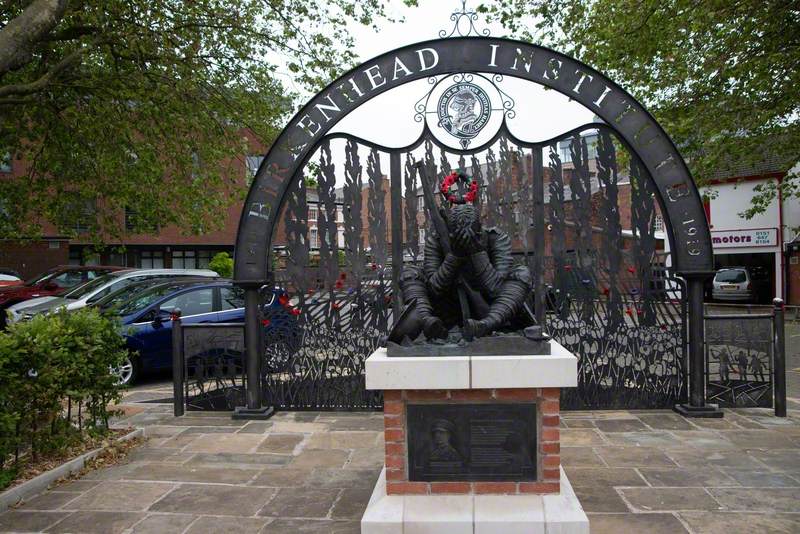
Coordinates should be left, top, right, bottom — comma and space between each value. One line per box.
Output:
0, 308, 129, 483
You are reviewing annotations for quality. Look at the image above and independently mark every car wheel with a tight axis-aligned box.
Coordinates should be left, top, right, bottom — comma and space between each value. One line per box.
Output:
113, 355, 140, 386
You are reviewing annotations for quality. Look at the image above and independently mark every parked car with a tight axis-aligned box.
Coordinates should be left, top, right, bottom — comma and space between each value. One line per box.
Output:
6, 268, 219, 324
112, 280, 291, 384
712, 267, 758, 302
0, 265, 125, 327
0, 270, 22, 287
91, 276, 214, 313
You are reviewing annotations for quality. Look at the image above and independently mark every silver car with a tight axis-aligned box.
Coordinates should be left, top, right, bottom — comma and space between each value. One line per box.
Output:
6, 268, 219, 323
711, 267, 754, 302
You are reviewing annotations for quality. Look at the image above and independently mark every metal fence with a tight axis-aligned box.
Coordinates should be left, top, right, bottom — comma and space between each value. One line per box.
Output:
704, 300, 787, 414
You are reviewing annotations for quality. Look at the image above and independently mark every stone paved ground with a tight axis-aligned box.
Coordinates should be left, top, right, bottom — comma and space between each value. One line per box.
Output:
1, 380, 799, 533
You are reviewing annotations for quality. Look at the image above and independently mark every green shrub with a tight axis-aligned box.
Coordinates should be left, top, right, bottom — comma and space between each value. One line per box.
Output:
209, 251, 234, 278
0, 308, 128, 482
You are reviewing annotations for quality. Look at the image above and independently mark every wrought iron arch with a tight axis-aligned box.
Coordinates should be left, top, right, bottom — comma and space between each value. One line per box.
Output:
232, 36, 716, 416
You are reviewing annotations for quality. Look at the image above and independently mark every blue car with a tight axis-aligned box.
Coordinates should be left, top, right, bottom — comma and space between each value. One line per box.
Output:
112, 280, 291, 384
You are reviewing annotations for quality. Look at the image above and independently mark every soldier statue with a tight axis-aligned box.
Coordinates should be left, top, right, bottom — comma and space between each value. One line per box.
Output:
389, 171, 533, 343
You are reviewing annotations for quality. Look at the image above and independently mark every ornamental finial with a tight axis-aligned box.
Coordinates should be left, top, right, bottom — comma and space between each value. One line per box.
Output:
439, 0, 491, 38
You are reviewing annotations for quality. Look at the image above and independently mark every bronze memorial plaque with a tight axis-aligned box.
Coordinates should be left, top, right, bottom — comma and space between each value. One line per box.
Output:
406, 403, 537, 481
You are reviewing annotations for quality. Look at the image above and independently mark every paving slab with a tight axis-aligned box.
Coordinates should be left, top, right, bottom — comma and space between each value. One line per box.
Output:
125, 463, 260, 484
45, 511, 147, 533
129, 513, 197, 533
560, 428, 607, 446
565, 467, 647, 488
149, 484, 275, 516
249, 467, 314, 487
637, 467, 739, 487
588, 513, 690, 534
679, 511, 800, 534
16, 491, 82, 511
306, 468, 379, 489
185, 515, 271, 533
62, 481, 175, 511
720, 468, 800, 487
184, 433, 266, 453
560, 446, 606, 467
572, 485, 630, 513
258, 487, 341, 518
184, 452, 291, 468
330, 487, 374, 519
706, 487, 800, 512
638, 413, 697, 431
305, 431, 381, 449
0, 511, 71, 532
595, 446, 678, 467
289, 448, 350, 468
619, 487, 722, 512
256, 433, 305, 453
594, 418, 649, 432
262, 518, 360, 533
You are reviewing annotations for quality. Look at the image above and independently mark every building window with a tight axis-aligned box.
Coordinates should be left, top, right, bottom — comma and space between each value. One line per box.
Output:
0, 152, 11, 173
71, 199, 96, 234
653, 214, 664, 233
68, 249, 82, 266
197, 250, 213, 268
310, 227, 319, 249
308, 205, 318, 221
140, 250, 164, 269
419, 227, 426, 248
246, 155, 264, 178
172, 250, 196, 269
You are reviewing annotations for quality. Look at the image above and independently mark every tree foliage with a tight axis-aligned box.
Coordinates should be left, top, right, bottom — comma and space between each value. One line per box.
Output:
0, 0, 390, 240
481, 0, 799, 219
208, 250, 233, 278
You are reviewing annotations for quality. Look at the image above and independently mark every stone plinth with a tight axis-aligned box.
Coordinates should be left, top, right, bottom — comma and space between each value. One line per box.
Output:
361, 341, 588, 533
383, 387, 561, 495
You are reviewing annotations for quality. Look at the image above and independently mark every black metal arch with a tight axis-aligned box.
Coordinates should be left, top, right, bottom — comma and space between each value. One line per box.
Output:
235, 36, 712, 283
232, 36, 717, 418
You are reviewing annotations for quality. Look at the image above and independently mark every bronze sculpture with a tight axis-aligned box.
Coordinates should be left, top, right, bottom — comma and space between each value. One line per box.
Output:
388, 170, 535, 348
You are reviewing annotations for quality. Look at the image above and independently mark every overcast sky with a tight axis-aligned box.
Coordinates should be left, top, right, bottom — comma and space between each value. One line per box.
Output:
282, 1, 597, 181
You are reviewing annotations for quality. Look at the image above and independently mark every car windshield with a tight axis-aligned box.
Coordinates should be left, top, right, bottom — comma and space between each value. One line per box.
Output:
114, 283, 204, 316
62, 273, 116, 299
24, 270, 56, 287
715, 270, 746, 283
94, 282, 154, 310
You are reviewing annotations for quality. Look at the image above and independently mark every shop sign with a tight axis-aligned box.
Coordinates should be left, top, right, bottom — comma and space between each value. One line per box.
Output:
711, 228, 777, 249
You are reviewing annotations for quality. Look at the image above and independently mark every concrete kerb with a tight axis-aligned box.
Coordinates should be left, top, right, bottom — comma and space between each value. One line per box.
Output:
0, 427, 145, 512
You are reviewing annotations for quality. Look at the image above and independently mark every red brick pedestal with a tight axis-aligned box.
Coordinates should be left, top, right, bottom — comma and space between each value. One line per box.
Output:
383, 387, 561, 496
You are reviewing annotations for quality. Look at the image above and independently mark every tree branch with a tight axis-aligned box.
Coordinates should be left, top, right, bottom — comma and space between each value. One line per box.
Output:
0, 0, 68, 75
0, 44, 86, 97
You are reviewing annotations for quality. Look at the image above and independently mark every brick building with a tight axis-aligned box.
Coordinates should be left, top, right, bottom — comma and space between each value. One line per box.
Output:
0, 132, 267, 279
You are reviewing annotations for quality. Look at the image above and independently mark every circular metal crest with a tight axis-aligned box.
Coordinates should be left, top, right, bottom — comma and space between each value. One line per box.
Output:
436, 82, 491, 148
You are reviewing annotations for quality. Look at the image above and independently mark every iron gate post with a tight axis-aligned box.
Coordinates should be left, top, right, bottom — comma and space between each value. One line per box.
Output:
171, 309, 184, 417
232, 282, 274, 420
674, 272, 723, 418
773, 298, 787, 417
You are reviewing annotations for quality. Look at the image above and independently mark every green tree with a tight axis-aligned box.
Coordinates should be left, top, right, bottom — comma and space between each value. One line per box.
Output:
481, 0, 799, 221
0, 0, 390, 240
208, 251, 233, 278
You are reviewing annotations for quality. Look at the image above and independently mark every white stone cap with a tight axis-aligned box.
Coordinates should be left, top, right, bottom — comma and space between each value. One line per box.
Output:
365, 340, 578, 391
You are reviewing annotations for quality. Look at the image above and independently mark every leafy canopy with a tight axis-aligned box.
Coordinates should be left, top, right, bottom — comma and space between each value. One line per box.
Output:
481, 0, 799, 220
0, 0, 390, 240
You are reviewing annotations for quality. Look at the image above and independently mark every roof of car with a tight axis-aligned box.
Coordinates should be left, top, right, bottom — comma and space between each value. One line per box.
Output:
49, 265, 127, 272
109, 268, 219, 279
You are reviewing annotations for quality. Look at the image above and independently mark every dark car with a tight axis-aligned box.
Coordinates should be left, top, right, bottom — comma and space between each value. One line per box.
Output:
112, 280, 291, 384
0, 265, 126, 327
